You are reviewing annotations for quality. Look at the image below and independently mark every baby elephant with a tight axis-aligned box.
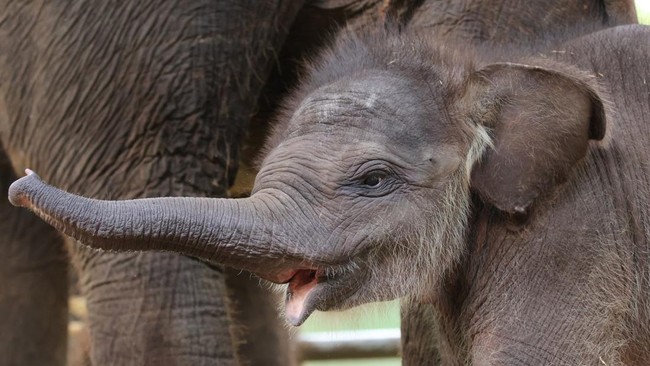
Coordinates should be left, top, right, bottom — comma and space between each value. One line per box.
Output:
9, 24, 650, 364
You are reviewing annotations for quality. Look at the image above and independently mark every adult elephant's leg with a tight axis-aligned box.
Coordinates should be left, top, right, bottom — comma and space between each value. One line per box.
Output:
0, 149, 68, 366
225, 269, 296, 366
72, 249, 236, 364
0, 1, 303, 364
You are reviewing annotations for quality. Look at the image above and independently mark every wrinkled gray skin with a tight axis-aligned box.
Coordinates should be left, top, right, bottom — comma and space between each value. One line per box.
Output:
11, 23, 650, 365
0, 0, 638, 365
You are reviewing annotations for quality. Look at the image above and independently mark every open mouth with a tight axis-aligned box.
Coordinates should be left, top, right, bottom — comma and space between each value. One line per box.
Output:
264, 265, 356, 326
285, 269, 322, 325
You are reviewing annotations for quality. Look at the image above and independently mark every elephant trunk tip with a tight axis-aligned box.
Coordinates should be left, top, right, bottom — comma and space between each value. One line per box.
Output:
8, 169, 40, 208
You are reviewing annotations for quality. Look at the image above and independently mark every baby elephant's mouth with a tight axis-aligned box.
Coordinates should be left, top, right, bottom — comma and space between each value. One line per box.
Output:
264, 267, 352, 326
257, 267, 325, 325
260, 264, 361, 326
285, 269, 321, 325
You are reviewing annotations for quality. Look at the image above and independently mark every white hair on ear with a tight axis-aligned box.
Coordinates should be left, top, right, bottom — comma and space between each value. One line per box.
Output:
465, 124, 493, 180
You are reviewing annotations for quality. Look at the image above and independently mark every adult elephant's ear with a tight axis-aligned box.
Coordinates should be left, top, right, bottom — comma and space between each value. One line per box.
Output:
463, 62, 606, 215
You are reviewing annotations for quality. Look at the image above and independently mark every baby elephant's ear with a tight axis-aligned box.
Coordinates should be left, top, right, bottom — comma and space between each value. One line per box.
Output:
466, 62, 606, 215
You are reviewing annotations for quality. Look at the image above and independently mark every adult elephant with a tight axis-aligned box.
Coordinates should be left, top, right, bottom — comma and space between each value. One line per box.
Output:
0, 1, 637, 366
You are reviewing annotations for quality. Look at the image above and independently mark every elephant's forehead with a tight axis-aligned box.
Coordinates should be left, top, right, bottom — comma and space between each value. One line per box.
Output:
289, 72, 435, 136
282, 72, 457, 165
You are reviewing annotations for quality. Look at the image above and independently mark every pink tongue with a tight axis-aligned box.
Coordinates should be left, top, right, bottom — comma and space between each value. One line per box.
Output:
286, 271, 318, 324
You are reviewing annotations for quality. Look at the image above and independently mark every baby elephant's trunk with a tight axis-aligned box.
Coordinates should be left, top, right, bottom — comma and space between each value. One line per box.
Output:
8, 170, 300, 281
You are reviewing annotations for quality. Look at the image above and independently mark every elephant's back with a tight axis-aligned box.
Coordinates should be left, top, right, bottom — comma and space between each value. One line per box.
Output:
558, 25, 650, 147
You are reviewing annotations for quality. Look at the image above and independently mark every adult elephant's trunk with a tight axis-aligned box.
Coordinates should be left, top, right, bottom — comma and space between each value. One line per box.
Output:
9, 170, 301, 282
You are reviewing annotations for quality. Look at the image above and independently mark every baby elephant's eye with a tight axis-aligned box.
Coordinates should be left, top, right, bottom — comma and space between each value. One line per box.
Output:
352, 166, 399, 197
362, 171, 387, 187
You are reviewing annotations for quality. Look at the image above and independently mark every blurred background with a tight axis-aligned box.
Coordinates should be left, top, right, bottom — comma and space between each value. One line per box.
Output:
301, 2, 649, 364
640, 0, 650, 23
